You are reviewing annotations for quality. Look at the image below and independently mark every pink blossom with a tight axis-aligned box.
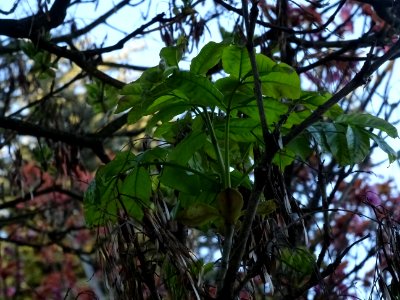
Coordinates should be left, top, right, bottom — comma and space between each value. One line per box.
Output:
365, 189, 381, 206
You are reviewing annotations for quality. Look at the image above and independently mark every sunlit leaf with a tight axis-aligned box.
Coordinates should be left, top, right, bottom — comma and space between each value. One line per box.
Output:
168, 71, 224, 107
257, 71, 300, 99
191, 41, 226, 75
160, 46, 183, 68
222, 45, 252, 79
255, 54, 276, 74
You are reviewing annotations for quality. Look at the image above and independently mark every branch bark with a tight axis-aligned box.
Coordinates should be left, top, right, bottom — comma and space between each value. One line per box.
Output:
0, 0, 71, 39
0, 116, 111, 163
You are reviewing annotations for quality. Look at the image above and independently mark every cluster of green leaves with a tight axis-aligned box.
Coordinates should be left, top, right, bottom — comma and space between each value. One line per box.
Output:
22, 40, 58, 79
83, 41, 398, 229
86, 79, 120, 113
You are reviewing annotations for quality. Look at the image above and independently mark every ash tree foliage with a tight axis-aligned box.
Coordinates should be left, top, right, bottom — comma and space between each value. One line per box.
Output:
1, 0, 400, 299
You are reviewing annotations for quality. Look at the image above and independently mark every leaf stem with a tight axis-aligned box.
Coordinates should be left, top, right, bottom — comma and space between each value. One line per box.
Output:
202, 108, 227, 187
224, 107, 231, 188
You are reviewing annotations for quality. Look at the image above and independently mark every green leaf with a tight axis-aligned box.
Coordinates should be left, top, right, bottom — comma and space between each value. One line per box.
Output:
96, 151, 136, 180
216, 188, 244, 224
168, 131, 207, 164
115, 95, 141, 113
215, 76, 254, 108
127, 106, 146, 124
257, 200, 277, 215
230, 169, 252, 190
308, 124, 328, 150
309, 123, 373, 165
255, 54, 276, 74
119, 166, 152, 221
238, 98, 288, 128
222, 45, 252, 79
273, 147, 296, 169
139, 66, 164, 90
190, 42, 226, 75
280, 247, 315, 279
83, 180, 98, 226
324, 123, 349, 165
176, 203, 220, 227
286, 134, 312, 161
215, 118, 262, 142
160, 46, 183, 68
147, 102, 189, 129
299, 91, 342, 118
367, 132, 398, 163
83, 178, 118, 226
160, 165, 201, 194
86, 81, 119, 113
153, 117, 192, 143
119, 78, 174, 123
121, 81, 142, 95
138, 147, 169, 163
257, 71, 300, 99
167, 71, 224, 107
335, 113, 398, 138
120, 196, 144, 221
121, 167, 152, 205
345, 126, 370, 163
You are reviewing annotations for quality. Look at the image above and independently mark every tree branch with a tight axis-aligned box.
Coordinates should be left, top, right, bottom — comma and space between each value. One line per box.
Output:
0, 0, 71, 39
283, 38, 400, 146
51, 0, 132, 43
0, 116, 111, 163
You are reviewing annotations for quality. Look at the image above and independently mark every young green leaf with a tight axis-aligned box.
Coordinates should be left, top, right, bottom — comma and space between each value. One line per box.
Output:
255, 54, 276, 74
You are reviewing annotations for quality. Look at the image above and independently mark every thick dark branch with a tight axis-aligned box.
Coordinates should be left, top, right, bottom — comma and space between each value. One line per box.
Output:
99, 61, 149, 72
0, 116, 110, 163
51, 0, 132, 43
0, 0, 71, 39
82, 12, 166, 56
0, 186, 82, 210
0, 235, 93, 255
294, 234, 370, 298
37, 39, 125, 88
0, 1, 19, 16
214, 0, 345, 35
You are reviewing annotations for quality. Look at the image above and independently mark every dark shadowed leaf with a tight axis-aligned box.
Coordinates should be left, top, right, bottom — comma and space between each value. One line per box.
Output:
336, 113, 398, 138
